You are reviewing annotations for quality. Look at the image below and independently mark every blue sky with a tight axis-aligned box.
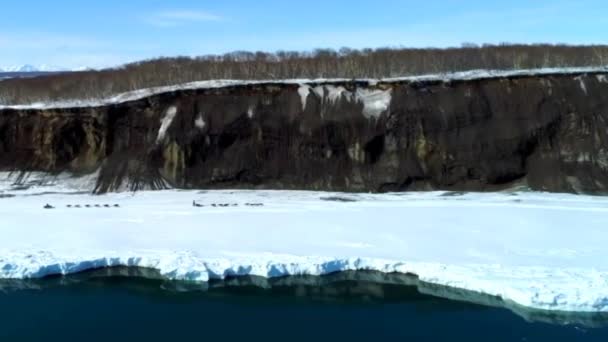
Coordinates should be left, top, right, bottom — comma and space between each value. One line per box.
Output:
1, 0, 607, 69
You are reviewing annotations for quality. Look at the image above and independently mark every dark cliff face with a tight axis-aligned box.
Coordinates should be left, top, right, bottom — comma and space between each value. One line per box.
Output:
1, 72, 608, 194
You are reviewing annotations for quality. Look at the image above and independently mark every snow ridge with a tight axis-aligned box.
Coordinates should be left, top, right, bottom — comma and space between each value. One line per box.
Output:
2, 67, 607, 110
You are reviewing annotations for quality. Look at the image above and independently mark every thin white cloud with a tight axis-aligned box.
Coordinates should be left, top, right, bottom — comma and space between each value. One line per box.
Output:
144, 10, 224, 27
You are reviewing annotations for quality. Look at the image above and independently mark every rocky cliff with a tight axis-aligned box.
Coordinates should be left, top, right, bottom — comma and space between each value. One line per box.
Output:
1, 70, 608, 194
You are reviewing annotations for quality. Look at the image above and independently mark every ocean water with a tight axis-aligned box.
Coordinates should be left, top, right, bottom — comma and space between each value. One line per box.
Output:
0, 269, 607, 342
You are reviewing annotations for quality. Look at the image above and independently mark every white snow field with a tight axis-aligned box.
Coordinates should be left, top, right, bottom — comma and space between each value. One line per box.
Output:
0, 176, 607, 313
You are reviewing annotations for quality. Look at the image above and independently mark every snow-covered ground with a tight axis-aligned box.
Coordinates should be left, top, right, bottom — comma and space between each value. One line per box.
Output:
1, 66, 607, 109
0, 175, 607, 313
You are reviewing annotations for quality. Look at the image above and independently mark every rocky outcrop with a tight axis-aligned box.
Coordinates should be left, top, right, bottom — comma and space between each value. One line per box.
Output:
1, 71, 608, 193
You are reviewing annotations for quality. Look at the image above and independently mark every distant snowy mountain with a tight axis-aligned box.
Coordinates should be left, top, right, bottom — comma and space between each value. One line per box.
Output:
1, 65, 50, 72
0, 64, 91, 72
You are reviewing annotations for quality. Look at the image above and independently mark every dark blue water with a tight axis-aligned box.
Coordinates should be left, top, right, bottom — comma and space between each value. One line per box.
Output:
0, 270, 607, 342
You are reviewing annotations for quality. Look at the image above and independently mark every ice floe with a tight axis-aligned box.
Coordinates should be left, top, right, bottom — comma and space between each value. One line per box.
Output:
0, 182, 607, 313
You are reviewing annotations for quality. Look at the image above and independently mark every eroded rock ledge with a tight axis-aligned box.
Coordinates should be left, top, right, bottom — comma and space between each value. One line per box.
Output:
1, 70, 608, 193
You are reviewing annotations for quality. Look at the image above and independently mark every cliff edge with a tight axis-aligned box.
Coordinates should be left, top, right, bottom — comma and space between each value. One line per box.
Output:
1, 69, 607, 193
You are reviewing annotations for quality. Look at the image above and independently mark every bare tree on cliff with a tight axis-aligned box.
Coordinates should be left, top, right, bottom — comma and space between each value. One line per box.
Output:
1, 43, 608, 105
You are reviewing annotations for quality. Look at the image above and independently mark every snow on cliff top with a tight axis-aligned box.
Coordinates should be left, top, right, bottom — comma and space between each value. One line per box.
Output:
1, 66, 607, 110
0, 175, 607, 314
